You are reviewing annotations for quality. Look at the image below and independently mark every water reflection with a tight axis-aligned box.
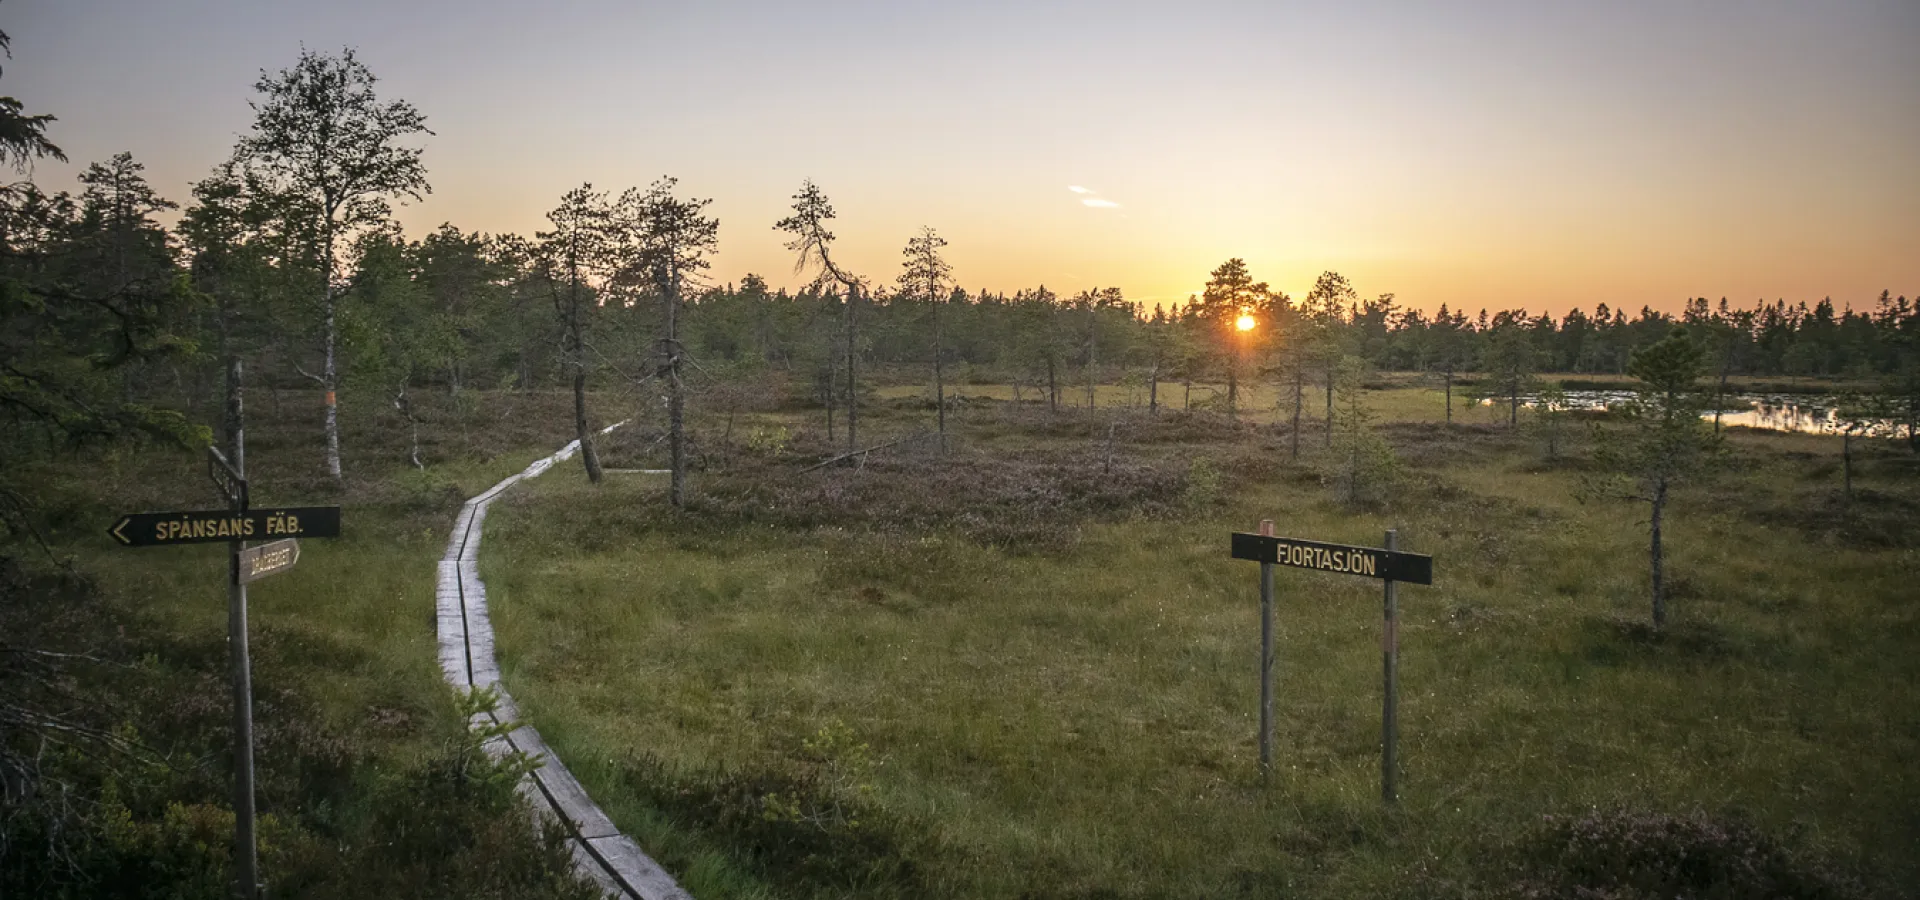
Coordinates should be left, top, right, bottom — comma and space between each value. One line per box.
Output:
1477, 391, 1889, 435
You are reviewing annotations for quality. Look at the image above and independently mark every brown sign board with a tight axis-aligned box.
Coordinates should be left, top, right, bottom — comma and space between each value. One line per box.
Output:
1231, 532, 1433, 585
238, 539, 299, 584
109, 507, 341, 547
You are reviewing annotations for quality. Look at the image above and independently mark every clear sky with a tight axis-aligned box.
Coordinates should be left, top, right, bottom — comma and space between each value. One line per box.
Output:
6, 0, 1916, 316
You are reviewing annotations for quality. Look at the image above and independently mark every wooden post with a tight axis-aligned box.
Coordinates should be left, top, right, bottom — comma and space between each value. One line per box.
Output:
226, 360, 259, 899
1258, 519, 1275, 780
1381, 528, 1399, 806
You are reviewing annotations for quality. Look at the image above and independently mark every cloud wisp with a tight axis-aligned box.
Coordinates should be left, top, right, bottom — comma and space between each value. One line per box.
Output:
1067, 185, 1120, 209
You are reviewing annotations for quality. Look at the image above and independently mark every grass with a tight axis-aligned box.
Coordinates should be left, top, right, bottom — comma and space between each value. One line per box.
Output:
3, 388, 606, 898
481, 385, 1920, 898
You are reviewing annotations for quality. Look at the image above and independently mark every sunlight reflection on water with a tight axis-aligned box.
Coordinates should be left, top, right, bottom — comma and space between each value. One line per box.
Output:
1478, 391, 1883, 435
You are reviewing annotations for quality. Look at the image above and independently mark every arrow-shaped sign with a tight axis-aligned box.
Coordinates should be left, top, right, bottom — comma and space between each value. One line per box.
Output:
238, 538, 299, 583
108, 507, 341, 547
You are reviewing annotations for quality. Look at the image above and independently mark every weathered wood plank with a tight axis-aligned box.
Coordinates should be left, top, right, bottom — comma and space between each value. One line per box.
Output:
433, 423, 684, 899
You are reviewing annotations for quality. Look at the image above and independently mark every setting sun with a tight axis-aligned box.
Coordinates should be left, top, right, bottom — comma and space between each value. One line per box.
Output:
1235, 313, 1256, 332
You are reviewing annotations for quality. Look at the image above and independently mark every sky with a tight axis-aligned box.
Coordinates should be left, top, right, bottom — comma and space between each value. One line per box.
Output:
5, 0, 1916, 317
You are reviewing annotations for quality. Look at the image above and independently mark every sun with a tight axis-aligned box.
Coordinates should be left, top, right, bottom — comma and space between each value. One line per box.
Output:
1235, 313, 1257, 332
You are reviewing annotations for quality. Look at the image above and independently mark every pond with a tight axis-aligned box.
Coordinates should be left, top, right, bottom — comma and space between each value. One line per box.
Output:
1478, 391, 1894, 436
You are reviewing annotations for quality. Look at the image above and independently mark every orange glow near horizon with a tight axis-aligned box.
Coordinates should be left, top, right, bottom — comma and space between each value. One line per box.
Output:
1236, 314, 1257, 332
7, 2, 1914, 320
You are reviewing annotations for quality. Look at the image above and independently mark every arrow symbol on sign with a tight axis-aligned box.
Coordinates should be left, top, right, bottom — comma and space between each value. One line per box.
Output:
110, 517, 133, 545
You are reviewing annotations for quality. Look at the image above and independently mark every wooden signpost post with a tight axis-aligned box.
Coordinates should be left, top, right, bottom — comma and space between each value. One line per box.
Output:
109, 445, 339, 900
1231, 525, 1434, 804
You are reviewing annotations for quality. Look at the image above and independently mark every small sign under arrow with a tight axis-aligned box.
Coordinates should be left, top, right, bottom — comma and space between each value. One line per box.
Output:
237, 539, 299, 584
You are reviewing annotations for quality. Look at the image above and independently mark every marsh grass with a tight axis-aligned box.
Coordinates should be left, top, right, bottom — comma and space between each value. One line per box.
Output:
483, 386, 1920, 898
4, 389, 601, 898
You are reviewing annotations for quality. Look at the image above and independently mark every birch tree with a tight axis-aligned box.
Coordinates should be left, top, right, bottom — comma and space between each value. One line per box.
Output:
233, 48, 430, 480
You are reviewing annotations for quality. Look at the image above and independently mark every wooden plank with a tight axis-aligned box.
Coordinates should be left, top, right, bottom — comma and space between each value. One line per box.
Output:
587, 835, 695, 900
505, 725, 622, 839
567, 840, 630, 898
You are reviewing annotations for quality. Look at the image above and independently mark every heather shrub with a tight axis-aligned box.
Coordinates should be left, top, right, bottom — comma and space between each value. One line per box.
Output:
1503, 808, 1864, 900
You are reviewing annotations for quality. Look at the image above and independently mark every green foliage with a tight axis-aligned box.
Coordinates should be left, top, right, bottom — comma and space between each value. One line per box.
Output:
450, 685, 545, 794
1594, 329, 1721, 491
1530, 382, 1571, 461
744, 424, 792, 456
1326, 356, 1400, 505
1182, 455, 1223, 509
1479, 324, 1540, 427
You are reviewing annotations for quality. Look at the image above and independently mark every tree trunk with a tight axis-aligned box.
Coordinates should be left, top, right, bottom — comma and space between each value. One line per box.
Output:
667, 269, 687, 507
1047, 355, 1058, 414
1227, 354, 1239, 422
572, 366, 601, 483
225, 360, 244, 477
845, 285, 859, 452
824, 373, 835, 444
1324, 366, 1334, 446
1509, 384, 1520, 428
1649, 478, 1668, 630
1444, 368, 1453, 424
322, 230, 342, 481
394, 380, 423, 471
669, 356, 686, 507
1290, 366, 1303, 459
1086, 310, 1097, 410
567, 277, 602, 484
1148, 362, 1159, 414
933, 291, 946, 446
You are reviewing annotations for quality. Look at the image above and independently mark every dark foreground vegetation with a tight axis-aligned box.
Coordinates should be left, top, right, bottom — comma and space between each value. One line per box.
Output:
1, 391, 602, 898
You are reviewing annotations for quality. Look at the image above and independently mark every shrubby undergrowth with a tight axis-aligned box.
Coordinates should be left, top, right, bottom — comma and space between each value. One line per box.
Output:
0, 559, 597, 900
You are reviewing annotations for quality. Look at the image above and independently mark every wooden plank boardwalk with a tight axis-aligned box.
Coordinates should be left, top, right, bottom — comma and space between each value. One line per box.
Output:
436, 425, 691, 900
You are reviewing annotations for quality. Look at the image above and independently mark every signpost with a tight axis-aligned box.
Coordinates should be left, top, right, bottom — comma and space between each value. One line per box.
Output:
108, 442, 340, 900
1231, 526, 1434, 804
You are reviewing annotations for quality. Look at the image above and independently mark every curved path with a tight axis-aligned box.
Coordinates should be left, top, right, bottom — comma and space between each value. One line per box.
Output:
436, 428, 691, 900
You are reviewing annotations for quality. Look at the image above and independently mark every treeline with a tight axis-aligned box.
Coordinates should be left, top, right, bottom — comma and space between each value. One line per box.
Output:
8, 47, 1920, 497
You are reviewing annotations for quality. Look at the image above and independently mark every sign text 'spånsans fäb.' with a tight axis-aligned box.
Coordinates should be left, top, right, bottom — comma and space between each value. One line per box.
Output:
108, 507, 341, 547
